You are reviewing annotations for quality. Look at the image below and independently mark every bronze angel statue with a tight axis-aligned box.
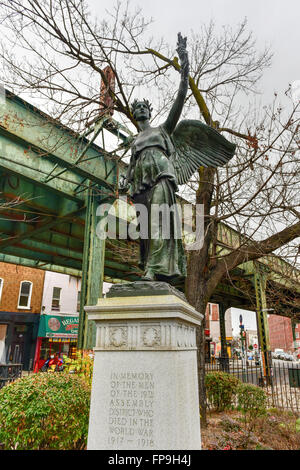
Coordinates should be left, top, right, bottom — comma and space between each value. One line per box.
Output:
123, 33, 236, 283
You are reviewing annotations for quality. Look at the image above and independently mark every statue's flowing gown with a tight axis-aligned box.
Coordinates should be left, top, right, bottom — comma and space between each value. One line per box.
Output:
127, 126, 186, 282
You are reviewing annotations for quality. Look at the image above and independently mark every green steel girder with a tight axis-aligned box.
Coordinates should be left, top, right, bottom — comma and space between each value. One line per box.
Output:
0, 252, 82, 277
0, 183, 62, 215
0, 132, 92, 202
0, 215, 85, 251
10, 226, 84, 253
4, 238, 83, 263
0, 227, 83, 259
0, 239, 142, 281
0, 202, 85, 249
0, 244, 82, 271
0, 91, 127, 190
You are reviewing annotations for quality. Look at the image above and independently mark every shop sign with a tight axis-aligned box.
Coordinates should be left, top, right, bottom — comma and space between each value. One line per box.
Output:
37, 314, 79, 339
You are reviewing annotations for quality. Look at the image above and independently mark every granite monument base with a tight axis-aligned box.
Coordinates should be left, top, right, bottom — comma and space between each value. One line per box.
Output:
85, 282, 203, 450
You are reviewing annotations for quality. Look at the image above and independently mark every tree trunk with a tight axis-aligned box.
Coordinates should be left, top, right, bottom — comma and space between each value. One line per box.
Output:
186, 254, 210, 427
185, 167, 216, 427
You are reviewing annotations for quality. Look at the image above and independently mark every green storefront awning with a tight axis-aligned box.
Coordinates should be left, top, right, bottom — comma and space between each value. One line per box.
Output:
37, 314, 79, 339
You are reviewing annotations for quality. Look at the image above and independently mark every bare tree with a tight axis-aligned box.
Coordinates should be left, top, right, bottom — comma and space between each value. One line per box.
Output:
0, 0, 299, 424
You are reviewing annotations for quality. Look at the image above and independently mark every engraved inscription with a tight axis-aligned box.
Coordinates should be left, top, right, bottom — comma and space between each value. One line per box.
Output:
107, 371, 155, 448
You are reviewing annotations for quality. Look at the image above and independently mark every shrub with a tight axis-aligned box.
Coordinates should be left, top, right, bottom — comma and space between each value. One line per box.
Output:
221, 416, 242, 433
205, 371, 240, 411
213, 428, 259, 450
237, 383, 267, 431
63, 350, 94, 387
0, 372, 91, 450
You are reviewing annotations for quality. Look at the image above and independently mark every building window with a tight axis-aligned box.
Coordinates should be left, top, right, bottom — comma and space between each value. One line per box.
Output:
51, 287, 62, 311
18, 281, 32, 309
77, 291, 81, 312
0, 278, 3, 303
0, 324, 7, 363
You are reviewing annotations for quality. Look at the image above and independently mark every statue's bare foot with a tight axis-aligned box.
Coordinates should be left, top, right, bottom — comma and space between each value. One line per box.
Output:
141, 270, 155, 281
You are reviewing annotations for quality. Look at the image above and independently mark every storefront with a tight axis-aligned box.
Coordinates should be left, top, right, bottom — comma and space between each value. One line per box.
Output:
0, 312, 40, 370
33, 314, 79, 372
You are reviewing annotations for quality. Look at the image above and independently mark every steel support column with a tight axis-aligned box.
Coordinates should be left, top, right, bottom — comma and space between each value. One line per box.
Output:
219, 302, 230, 372
253, 265, 272, 385
77, 186, 106, 349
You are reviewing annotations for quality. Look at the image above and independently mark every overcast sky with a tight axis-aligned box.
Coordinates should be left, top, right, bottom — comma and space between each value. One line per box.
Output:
90, 0, 300, 105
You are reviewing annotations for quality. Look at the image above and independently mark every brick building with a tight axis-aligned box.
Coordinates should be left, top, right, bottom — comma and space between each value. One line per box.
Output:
0, 262, 45, 370
268, 314, 300, 354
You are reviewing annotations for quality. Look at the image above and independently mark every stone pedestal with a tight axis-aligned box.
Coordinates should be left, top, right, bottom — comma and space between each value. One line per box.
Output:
85, 283, 203, 450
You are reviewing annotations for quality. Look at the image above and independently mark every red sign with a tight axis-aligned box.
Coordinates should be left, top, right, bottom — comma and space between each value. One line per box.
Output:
253, 344, 258, 349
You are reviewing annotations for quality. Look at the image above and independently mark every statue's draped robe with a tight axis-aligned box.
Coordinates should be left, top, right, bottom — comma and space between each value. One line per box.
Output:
127, 125, 186, 281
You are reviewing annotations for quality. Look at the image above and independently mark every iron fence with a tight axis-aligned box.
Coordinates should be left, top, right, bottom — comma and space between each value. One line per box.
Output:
205, 356, 300, 413
0, 363, 23, 389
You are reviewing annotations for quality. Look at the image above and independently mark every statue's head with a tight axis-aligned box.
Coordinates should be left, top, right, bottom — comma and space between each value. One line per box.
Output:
131, 99, 153, 121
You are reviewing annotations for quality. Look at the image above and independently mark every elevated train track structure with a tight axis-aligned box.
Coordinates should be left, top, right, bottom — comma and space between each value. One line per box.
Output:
0, 90, 299, 372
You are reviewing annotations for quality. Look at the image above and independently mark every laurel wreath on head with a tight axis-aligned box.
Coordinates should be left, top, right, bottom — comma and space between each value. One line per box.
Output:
131, 98, 153, 119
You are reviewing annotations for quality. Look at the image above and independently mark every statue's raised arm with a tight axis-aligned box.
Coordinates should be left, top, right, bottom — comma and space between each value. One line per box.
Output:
163, 32, 189, 135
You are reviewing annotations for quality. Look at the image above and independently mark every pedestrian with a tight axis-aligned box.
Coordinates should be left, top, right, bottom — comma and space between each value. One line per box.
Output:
211, 352, 216, 365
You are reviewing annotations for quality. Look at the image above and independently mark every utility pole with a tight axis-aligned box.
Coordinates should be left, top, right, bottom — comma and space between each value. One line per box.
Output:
253, 266, 273, 386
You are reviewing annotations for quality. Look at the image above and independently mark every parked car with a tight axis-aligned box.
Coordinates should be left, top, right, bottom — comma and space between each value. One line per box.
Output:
273, 348, 285, 359
273, 351, 293, 361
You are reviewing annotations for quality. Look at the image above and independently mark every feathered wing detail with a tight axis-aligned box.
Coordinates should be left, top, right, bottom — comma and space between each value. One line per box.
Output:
170, 119, 236, 185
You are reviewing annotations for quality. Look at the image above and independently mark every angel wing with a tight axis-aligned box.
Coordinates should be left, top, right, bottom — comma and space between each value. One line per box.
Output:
170, 119, 236, 185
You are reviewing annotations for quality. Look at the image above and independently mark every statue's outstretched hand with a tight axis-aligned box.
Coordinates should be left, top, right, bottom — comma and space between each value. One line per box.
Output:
176, 32, 189, 77
118, 175, 130, 194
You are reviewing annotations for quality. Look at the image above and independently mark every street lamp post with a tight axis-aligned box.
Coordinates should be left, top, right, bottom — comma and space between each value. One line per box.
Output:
239, 315, 247, 381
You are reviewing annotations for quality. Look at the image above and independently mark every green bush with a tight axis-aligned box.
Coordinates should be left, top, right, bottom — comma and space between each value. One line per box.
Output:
0, 372, 91, 450
205, 371, 240, 411
237, 383, 267, 430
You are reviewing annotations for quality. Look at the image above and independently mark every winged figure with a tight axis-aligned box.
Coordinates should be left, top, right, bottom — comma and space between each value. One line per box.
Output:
171, 119, 236, 184
124, 33, 236, 283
